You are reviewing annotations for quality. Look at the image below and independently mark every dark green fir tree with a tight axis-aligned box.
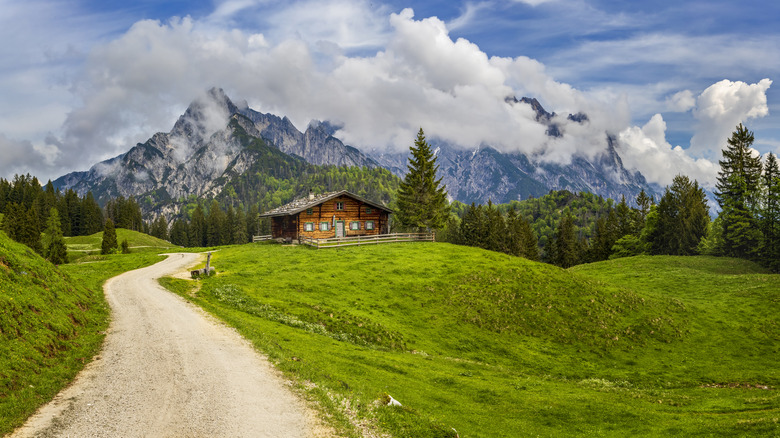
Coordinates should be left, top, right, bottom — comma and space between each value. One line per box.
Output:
715, 124, 763, 258
101, 218, 118, 255
396, 128, 449, 232
43, 208, 68, 264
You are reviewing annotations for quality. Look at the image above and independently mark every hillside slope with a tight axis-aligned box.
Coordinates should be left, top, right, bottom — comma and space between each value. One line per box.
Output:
0, 231, 110, 434
160, 243, 779, 437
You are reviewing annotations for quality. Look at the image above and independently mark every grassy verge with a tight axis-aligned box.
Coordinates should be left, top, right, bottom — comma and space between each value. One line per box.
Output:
158, 242, 780, 436
65, 228, 177, 261
0, 229, 163, 435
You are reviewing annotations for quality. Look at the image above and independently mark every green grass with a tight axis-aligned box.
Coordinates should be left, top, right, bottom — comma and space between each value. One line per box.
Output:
0, 230, 163, 435
64, 228, 176, 260
158, 243, 780, 437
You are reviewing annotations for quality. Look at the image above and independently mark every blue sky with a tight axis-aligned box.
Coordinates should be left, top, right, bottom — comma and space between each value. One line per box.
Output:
0, 0, 778, 187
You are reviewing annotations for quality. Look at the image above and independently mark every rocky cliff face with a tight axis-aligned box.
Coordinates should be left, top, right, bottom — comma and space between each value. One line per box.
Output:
53, 88, 377, 215
54, 88, 657, 217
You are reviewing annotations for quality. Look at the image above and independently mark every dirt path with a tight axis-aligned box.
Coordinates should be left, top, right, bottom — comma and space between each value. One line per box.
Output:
12, 253, 320, 437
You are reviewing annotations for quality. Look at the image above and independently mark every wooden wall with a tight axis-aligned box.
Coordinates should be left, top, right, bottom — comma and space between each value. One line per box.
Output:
296, 195, 389, 239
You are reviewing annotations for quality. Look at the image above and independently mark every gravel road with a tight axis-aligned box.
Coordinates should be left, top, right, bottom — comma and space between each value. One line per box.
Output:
12, 253, 321, 437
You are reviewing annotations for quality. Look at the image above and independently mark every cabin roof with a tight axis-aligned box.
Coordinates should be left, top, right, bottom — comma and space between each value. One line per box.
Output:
259, 190, 393, 218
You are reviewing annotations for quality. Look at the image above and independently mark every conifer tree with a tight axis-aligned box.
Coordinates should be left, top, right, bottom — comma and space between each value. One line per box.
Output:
551, 212, 578, 268
647, 175, 709, 255
396, 128, 449, 231
190, 204, 207, 247
761, 153, 780, 271
101, 218, 118, 255
206, 200, 225, 246
246, 205, 259, 240
169, 219, 190, 247
43, 208, 68, 264
151, 215, 168, 241
716, 124, 763, 258
233, 207, 248, 244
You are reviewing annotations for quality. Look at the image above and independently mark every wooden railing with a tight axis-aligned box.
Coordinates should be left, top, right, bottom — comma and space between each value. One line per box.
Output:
252, 235, 273, 242
300, 232, 434, 249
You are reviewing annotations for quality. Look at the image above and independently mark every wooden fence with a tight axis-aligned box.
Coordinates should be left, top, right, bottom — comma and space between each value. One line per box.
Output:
252, 235, 273, 242
300, 232, 434, 249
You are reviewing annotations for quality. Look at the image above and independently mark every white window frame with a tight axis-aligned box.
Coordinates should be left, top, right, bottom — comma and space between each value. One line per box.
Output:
350, 221, 360, 230
335, 201, 344, 211
365, 220, 375, 230
320, 222, 330, 231
304, 222, 315, 232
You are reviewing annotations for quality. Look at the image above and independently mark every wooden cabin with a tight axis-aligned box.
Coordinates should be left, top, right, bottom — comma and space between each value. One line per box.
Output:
259, 190, 392, 241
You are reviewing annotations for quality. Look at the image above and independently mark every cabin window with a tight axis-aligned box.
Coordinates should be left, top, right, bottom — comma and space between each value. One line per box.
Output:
306, 208, 313, 215
365, 207, 372, 214
335, 202, 344, 211
304, 222, 315, 232
350, 221, 360, 230
320, 222, 330, 231
365, 221, 375, 230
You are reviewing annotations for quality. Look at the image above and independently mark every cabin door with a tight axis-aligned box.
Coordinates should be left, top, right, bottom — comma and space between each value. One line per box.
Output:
336, 221, 345, 238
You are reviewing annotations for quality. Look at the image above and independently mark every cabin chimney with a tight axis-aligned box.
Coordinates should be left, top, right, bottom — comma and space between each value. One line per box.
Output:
308, 189, 314, 200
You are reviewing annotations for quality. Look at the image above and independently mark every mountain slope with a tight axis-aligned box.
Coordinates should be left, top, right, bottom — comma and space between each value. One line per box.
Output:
54, 88, 657, 217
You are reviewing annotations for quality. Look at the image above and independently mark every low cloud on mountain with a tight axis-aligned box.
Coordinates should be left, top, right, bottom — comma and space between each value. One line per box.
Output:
0, 1, 774, 190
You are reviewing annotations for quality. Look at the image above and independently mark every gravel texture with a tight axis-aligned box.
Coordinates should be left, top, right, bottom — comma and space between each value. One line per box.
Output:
12, 253, 319, 437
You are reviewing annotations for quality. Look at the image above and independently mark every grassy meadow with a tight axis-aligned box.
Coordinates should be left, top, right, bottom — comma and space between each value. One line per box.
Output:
64, 228, 176, 261
158, 242, 779, 437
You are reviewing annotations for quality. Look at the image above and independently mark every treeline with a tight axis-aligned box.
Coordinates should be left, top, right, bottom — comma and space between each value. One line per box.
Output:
153, 200, 262, 247
439, 124, 780, 273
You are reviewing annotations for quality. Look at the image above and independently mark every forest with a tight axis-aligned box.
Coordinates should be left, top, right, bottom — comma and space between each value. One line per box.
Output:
439, 124, 779, 273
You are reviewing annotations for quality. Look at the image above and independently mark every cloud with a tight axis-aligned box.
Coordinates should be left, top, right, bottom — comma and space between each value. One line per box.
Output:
0, 134, 59, 179
689, 79, 772, 158
0, 0, 775, 190
618, 114, 719, 188
666, 90, 695, 112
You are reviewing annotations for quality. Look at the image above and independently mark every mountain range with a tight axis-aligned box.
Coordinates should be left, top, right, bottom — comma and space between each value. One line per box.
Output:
54, 88, 657, 217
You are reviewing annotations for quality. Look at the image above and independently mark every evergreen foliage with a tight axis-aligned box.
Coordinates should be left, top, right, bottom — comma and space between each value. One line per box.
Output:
646, 175, 709, 256
150, 215, 169, 241
550, 212, 579, 268
395, 128, 449, 231
715, 124, 763, 259
43, 208, 68, 264
760, 152, 780, 271
101, 218, 118, 255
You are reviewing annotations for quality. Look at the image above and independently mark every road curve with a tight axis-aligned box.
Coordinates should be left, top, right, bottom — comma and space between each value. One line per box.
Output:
12, 253, 316, 438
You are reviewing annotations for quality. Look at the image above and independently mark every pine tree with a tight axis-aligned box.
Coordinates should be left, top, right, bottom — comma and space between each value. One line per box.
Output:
151, 215, 169, 241
396, 128, 449, 231
716, 124, 763, 259
169, 219, 190, 247
761, 153, 780, 271
190, 204, 207, 247
246, 204, 259, 239
551, 212, 578, 268
206, 200, 225, 246
647, 175, 709, 255
43, 208, 68, 264
81, 191, 104, 235
233, 207, 248, 244
101, 218, 118, 255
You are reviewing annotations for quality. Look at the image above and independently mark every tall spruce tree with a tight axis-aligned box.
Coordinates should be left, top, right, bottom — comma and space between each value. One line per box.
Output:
551, 212, 579, 268
396, 128, 449, 231
715, 124, 763, 258
190, 204, 207, 247
647, 175, 709, 255
43, 208, 68, 264
761, 153, 780, 271
101, 218, 118, 255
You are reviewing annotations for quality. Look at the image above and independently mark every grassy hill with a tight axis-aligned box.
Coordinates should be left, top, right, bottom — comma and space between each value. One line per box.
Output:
160, 243, 780, 437
65, 228, 175, 260
0, 231, 163, 435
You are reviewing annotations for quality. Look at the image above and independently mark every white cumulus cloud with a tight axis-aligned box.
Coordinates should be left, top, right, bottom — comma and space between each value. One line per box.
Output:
690, 78, 772, 158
